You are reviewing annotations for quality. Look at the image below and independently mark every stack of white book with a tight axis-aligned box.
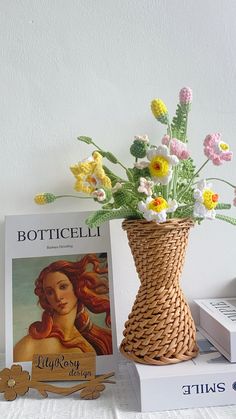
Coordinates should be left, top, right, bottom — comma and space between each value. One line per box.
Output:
195, 298, 236, 362
127, 331, 236, 412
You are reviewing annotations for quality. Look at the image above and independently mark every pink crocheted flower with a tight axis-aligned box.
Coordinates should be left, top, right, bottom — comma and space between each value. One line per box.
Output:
161, 135, 190, 160
203, 133, 233, 165
179, 87, 192, 105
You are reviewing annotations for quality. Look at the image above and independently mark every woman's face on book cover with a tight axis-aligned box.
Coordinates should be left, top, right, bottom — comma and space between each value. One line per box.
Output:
43, 271, 78, 315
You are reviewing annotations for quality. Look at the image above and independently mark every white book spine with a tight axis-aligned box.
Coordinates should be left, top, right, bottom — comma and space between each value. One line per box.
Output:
129, 364, 236, 412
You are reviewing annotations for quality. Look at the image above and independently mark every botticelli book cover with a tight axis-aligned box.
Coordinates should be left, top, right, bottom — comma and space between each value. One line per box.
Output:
5, 211, 117, 375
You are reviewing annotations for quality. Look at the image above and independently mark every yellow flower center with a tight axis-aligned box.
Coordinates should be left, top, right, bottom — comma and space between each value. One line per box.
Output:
86, 174, 98, 186
149, 156, 169, 178
203, 189, 219, 210
219, 141, 229, 151
148, 197, 168, 212
7, 378, 16, 388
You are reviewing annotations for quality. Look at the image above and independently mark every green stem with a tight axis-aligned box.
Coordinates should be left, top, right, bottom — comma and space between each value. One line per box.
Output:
167, 123, 172, 139
162, 185, 168, 200
193, 159, 210, 178
173, 166, 178, 200
165, 124, 173, 200
178, 203, 194, 211
205, 178, 236, 189
56, 194, 94, 199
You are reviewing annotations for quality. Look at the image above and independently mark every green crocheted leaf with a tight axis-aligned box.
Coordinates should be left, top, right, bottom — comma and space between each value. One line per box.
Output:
215, 203, 231, 210
171, 104, 190, 142
130, 167, 151, 182
94, 150, 119, 164
86, 208, 141, 228
113, 188, 140, 210
121, 181, 134, 190
113, 190, 131, 208
178, 158, 196, 180
215, 214, 236, 225
126, 168, 134, 182
173, 206, 194, 219
101, 203, 115, 210
77, 136, 93, 144
103, 165, 123, 186
176, 158, 197, 204
105, 152, 118, 164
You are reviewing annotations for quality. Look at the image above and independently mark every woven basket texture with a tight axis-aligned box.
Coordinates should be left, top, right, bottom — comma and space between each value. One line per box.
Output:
120, 218, 198, 365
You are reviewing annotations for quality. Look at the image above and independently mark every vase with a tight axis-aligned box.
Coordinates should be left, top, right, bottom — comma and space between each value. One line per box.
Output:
120, 217, 198, 365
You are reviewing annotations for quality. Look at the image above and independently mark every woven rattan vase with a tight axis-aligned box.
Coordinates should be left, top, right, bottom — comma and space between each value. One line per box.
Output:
120, 217, 198, 365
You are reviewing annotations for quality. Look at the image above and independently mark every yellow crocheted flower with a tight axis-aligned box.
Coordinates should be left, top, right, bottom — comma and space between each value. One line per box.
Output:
138, 196, 178, 223
149, 155, 169, 179
202, 189, 219, 210
70, 151, 112, 194
148, 197, 168, 213
151, 99, 169, 124
194, 180, 219, 219
146, 145, 179, 185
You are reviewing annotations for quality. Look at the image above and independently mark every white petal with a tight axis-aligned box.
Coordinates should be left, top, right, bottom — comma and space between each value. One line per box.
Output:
154, 171, 172, 185
156, 145, 169, 157
197, 179, 207, 191
138, 201, 146, 212
147, 148, 158, 160
168, 155, 179, 166
156, 210, 167, 223
145, 196, 153, 204
205, 209, 216, 220
193, 189, 203, 200
143, 210, 154, 221
193, 202, 206, 218
167, 199, 178, 213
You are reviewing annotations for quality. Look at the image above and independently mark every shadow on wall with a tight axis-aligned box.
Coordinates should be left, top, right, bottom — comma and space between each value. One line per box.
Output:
217, 277, 236, 297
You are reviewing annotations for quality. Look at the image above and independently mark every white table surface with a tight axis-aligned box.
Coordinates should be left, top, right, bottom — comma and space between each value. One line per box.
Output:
0, 354, 236, 419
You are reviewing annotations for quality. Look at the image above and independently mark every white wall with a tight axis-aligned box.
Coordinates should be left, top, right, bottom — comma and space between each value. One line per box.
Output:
1, 0, 236, 351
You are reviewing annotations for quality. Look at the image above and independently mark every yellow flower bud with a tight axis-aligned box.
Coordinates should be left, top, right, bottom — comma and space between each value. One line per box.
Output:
151, 99, 169, 124
34, 193, 56, 205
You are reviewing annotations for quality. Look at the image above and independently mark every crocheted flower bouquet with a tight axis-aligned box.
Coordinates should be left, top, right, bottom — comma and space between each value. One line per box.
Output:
35, 87, 236, 229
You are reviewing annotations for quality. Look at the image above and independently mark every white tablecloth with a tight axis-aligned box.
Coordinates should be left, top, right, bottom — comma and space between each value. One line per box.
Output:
0, 354, 236, 419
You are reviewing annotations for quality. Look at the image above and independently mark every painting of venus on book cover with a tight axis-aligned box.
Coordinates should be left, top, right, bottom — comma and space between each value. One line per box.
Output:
5, 211, 117, 374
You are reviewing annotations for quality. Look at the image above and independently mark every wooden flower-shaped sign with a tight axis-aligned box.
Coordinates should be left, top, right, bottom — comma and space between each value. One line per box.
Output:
0, 365, 30, 401
0, 364, 115, 401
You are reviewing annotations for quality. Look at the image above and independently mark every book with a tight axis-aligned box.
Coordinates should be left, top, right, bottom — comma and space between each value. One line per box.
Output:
127, 332, 236, 412
195, 298, 236, 362
5, 211, 118, 375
